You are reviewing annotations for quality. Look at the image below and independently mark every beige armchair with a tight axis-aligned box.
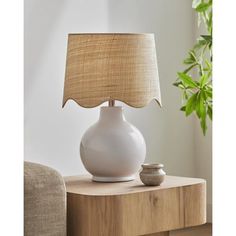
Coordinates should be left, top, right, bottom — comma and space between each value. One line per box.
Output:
24, 162, 66, 236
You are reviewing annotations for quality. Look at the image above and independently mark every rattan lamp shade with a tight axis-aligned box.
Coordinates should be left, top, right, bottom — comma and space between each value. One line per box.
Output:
63, 33, 161, 108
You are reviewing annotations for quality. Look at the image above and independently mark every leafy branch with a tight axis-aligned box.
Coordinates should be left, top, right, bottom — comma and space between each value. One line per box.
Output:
174, 0, 212, 135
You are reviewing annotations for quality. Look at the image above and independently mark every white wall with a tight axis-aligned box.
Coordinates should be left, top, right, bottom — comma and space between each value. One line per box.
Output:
25, 0, 197, 177
24, 0, 109, 175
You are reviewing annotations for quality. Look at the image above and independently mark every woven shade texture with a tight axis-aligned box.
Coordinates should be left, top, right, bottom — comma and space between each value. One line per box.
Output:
63, 33, 161, 108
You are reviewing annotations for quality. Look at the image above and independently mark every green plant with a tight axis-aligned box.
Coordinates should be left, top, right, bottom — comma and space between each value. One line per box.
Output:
174, 0, 212, 135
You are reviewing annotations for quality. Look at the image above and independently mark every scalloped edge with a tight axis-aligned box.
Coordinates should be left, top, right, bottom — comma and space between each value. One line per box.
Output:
62, 97, 162, 109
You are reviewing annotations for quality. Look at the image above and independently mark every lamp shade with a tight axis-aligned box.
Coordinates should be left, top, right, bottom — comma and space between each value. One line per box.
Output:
63, 33, 161, 108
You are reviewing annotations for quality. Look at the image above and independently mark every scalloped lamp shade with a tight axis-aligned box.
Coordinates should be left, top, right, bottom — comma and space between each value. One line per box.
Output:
63, 33, 161, 108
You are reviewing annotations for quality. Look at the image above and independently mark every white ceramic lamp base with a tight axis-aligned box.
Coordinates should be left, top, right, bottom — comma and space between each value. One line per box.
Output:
80, 106, 146, 182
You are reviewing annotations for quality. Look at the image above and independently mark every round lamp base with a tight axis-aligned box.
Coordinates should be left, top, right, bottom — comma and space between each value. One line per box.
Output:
92, 175, 135, 183
80, 106, 146, 183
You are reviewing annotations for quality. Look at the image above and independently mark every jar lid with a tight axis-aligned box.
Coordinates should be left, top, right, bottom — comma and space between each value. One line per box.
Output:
142, 163, 164, 169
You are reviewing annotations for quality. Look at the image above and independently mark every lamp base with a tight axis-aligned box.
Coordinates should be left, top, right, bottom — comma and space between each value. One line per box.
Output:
92, 175, 135, 183
80, 106, 146, 183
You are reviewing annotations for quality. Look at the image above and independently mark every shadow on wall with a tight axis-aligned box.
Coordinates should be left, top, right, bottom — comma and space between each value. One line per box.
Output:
25, 0, 66, 98
107, 0, 196, 177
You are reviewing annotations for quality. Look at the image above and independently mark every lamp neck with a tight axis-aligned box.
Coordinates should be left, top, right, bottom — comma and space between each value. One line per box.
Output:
99, 106, 125, 123
108, 100, 115, 107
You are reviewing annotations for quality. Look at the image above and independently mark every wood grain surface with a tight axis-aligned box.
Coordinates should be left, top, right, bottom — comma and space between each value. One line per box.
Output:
65, 175, 206, 236
143, 232, 169, 236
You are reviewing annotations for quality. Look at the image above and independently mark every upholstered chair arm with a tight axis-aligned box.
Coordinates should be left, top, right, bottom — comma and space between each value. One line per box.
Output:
24, 161, 66, 236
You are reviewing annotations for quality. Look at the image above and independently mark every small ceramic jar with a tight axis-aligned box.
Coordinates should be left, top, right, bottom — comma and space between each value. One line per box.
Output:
139, 163, 166, 186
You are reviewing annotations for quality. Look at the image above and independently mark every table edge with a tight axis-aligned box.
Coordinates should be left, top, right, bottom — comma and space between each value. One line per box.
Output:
64, 175, 206, 197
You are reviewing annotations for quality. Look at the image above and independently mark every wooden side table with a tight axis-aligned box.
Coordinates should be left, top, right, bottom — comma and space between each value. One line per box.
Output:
64, 175, 206, 236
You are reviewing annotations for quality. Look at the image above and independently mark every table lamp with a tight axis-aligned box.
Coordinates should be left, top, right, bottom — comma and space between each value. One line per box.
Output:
63, 33, 161, 182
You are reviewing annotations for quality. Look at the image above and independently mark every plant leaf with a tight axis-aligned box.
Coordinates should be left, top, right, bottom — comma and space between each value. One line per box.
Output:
200, 35, 212, 45
196, 3, 210, 12
207, 105, 212, 120
183, 63, 198, 74
196, 91, 205, 118
174, 0, 212, 136
177, 72, 198, 88
200, 74, 208, 87
207, 11, 212, 34
201, 102, 207, 135
189, 50, 198, 62
184, 58, 195, 65
205, 59, 212, 71
192, 0, 201, 8
201, 35, 212, 41
173, 81, 186, 89
183, 50, 199, 64
194, 39, 208, 50
205, 89, 212, 99
185, 93, 197, 116
173, 81, 181, 87
200, 114, 207, 135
